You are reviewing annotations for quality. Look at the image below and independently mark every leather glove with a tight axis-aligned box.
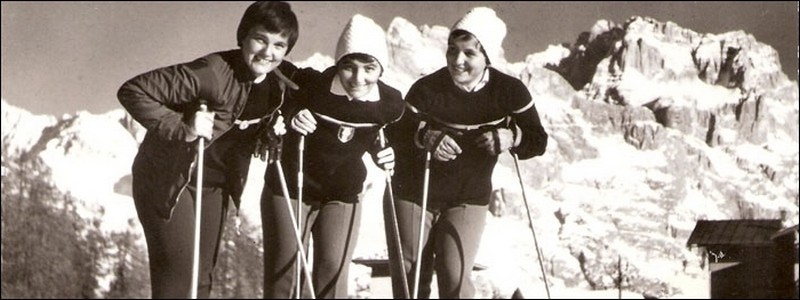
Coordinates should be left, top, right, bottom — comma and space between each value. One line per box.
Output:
291, 109, 317, 135
423, 128, 462, 161
475, 128, 515, 156
266, 130, 283, 164
254, 115, 286, 162
254, 137, 268, 161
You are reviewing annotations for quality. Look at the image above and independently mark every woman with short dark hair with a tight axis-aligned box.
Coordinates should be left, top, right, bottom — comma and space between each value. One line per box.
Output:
117, 2, 301, 297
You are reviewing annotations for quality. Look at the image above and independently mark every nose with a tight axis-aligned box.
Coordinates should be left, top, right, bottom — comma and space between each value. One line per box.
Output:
352, 68, 366, 84
259, 45, 274, 59
452, 52, 467, 66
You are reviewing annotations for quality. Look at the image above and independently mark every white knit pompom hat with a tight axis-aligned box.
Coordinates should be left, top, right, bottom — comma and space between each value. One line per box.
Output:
335, 14, 389, 69
451, 7, 507, 64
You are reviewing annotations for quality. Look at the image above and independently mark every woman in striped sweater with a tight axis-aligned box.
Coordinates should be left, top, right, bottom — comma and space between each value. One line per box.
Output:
384, 7, 549, 299
260, 14, 404, 298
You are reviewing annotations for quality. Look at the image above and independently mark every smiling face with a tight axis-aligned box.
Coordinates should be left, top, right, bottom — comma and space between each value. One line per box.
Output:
446, 33, 488, 89
336, 55, 382, 99
240, 24, 289, 78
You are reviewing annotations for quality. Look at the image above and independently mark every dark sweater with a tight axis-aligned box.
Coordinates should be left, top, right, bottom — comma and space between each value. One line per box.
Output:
202, 71, 282, 188
267, 67, 405, 203
387, 67, 547, 206
119, 49, 297, 219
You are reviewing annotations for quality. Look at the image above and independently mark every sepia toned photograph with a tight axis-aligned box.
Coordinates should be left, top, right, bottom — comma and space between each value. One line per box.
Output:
2, 2, 798, 299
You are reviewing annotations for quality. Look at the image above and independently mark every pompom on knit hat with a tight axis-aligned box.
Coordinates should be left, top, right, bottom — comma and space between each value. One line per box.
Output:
451, 7, 507, 65
335, 14, 389, 69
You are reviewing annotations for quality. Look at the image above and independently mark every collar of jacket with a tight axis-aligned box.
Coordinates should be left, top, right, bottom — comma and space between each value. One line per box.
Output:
220, 49, 271, 84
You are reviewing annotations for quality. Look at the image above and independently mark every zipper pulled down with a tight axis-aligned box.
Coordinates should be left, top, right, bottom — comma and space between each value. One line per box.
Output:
169, 148, 197, 220
170, 68, 296, 220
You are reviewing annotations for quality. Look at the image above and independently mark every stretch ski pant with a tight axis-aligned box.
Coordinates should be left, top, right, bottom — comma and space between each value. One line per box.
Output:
134, 185, 229, 299
384, 197, 488, 299
261, 190, 362, 299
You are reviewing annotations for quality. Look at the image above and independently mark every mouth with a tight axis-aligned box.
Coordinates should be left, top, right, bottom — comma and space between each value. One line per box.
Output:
346, 87, 366, 95
345, 84, 371, 98
345, 82, 367, 90
451, 66, 469, 73
253, 56, 274, 65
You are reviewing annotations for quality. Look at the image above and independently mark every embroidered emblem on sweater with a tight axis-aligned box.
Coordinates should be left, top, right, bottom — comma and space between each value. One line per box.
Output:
338, 125, 355, 143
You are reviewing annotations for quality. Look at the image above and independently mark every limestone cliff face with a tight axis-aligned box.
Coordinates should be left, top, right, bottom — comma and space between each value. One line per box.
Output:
547, 16, 797, 156
509, 16, 797, 296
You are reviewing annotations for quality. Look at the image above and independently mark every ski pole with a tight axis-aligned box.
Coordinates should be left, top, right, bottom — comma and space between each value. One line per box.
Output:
295, 135, 305, 299
274, 159, 316, 299
511, 152, 550, 299
190, 104, 207, 299
412, 151, 431, 299
379, 129, 410, 299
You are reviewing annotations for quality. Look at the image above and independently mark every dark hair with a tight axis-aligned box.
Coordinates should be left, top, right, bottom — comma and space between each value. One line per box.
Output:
237, 1, 299, 54
448, 29, 490, 64
337, 53, 383, 74
337, 53, 378, 65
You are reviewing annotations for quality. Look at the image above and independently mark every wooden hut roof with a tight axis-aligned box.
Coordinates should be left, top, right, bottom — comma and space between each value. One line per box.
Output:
686, 219, 783, 247
771, 224, 799, 240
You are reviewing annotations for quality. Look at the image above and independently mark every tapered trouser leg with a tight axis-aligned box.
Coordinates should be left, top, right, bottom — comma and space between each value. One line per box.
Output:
431, 203, 487, 299
388, 198, 488, 299
387, 198, 436, 299
134, 185, 229, 299
384, 193, 407, 298
262, 188, 361, 299
261, 189, 312, 298
310, 201, 361, 299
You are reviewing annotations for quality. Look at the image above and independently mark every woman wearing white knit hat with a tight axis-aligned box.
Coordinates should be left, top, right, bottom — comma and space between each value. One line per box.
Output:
261, 13, 404, 298
383, 7, 548, 298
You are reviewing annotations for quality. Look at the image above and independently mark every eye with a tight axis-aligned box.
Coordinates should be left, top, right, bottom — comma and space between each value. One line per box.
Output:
249, 35, 266, 45
446, 46, 459, 55
339, 63, 356, 73
273, 42, 287, 49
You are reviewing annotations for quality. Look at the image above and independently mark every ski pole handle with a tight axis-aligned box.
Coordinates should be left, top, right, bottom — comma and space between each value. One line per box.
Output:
379, 128, 387, 148
378, 129, 394, 174
196, 104, 210, 142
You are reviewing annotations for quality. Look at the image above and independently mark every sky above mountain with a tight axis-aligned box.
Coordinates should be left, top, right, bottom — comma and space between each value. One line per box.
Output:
2, 1, 797, 116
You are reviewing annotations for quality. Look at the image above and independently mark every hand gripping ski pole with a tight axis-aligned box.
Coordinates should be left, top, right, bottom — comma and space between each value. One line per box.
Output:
190, 104, 207, 299
511, 153, 550, 299
412, 151, 432, 299
379, 129, 410, 298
